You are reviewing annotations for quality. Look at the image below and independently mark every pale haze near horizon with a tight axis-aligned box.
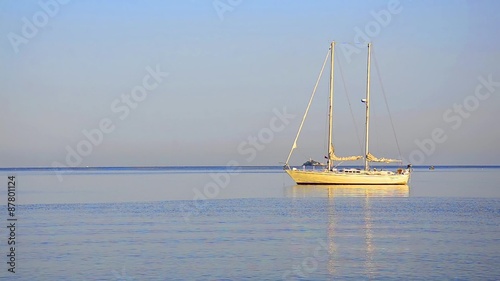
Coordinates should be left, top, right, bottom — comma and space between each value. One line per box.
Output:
1, 0, 499, 167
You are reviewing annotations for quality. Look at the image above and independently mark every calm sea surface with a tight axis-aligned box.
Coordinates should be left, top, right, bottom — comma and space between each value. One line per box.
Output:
1, 166, 499, 280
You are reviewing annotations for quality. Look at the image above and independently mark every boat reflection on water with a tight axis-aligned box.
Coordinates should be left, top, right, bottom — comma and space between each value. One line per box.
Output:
284, 184, 409, 278
286, 184, 410, 198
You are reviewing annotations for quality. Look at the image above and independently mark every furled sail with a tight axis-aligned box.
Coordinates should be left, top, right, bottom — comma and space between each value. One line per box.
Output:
329, 145, 362, 161
366, 153, 400, 163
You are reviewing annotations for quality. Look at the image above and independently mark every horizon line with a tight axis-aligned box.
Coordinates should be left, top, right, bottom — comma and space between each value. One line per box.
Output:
0, 164, 499, 171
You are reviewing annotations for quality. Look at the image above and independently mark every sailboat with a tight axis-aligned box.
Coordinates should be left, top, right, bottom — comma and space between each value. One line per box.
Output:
284, 41, 411, 185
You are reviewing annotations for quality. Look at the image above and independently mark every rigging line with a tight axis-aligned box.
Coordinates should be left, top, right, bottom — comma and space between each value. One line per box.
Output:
324, 98, 329, 160
285, 49, 331, 165
337, 53, 363, 154
371, 46, 403, 161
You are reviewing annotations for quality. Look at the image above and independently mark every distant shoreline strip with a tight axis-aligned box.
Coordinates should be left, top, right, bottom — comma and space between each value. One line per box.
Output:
0, 165, 499, 173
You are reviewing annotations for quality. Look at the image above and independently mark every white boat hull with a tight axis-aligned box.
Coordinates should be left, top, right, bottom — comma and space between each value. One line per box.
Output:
285, 169, 410, 185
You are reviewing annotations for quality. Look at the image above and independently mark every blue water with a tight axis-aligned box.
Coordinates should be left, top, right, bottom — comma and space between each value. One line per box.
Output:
1, 166, 500, 280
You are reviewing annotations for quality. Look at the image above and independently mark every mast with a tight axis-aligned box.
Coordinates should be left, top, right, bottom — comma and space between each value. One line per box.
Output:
364, 43, 371, 171
327, 41, 335, 171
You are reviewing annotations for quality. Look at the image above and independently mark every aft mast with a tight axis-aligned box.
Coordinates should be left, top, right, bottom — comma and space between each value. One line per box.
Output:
363, 43, 372, 171
327, 41, 335, 171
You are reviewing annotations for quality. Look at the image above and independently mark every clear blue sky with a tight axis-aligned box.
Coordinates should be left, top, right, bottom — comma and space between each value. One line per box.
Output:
0, 0, 499, 167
